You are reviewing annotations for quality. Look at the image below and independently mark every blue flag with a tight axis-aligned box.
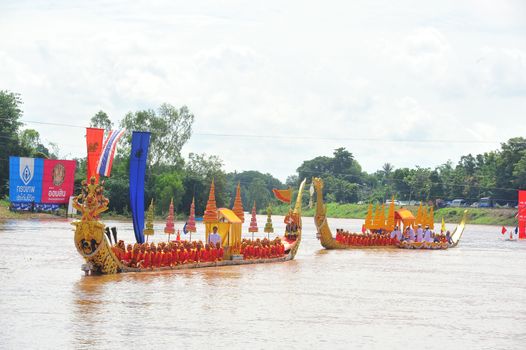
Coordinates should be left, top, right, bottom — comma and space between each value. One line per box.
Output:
129, 131, 150, 244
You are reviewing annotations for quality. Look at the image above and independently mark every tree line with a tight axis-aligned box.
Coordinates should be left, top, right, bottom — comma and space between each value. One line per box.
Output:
2, 89, 525, 215
294, 143, 526, 206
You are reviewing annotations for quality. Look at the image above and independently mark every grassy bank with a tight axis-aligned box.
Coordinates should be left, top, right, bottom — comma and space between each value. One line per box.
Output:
2, 198, 517, 226
0, 199, 63, 220
269, 202, 518, 226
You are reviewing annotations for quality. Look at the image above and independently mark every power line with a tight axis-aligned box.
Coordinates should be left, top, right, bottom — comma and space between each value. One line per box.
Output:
2, 117, 525, 145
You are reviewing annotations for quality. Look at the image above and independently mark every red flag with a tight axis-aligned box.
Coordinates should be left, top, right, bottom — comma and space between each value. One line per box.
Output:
272, 188, 292, 203
501, 226, 507, 235
361, 224, 366, 234
86, 128, 104, 183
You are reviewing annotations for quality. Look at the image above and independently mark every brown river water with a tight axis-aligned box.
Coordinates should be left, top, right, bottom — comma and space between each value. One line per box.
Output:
0, 216, 525, 349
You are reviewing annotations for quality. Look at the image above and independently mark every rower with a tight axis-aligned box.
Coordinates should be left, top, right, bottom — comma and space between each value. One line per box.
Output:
142, 244, 151, 269
162, 247, 172, 267
216, 242, 224, 261
122, 244, 133, 265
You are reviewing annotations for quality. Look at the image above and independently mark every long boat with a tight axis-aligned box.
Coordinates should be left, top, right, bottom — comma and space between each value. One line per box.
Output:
312, 177, 467, 250
72, 179, 307, 275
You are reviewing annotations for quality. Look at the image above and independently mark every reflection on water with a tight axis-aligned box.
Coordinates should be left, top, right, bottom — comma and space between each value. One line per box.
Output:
1, 216, 526, 349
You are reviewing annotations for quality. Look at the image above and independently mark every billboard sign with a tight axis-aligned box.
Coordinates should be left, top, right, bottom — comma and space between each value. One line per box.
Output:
519, 190, 526, 239
9, 156, 76, 204
41, 159, 77, 203
9, 156, 44, 203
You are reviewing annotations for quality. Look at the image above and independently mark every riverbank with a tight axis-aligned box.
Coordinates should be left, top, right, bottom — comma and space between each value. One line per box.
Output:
1, 200, 518, 226
270, 203, 518, 226
0, 199, 62, 220
0, 200, 183, 222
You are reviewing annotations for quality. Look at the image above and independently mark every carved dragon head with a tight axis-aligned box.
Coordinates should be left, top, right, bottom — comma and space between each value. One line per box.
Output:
312, 177, 324, 192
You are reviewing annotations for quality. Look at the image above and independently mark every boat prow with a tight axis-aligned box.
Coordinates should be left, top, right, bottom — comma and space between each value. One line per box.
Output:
448, 210, 468, 248
312, 177, 396, 250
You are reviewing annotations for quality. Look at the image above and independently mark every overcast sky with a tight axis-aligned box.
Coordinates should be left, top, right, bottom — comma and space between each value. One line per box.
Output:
1, 0, 525, 181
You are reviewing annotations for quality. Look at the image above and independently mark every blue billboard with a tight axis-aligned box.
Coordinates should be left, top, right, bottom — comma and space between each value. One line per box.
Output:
9, 156, 44, 203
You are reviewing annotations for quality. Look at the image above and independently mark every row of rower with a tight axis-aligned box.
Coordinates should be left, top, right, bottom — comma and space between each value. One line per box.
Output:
111, 237, 287, 268
335, 227, 451, 247
335, 230, 397, 246
112, 240, 224, 268
239, 238, 286, 259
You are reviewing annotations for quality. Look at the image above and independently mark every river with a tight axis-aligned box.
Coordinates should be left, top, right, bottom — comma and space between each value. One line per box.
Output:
0, 216, 525, 349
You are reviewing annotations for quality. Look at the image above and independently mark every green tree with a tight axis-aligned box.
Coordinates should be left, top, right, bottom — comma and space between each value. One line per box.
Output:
285, 174, 299, 187
495, 137, 526, 202
391, 168, 411, 200
297, 148, 365, 203
105, 176, 130, 214
405, 167, 432, 202
90, 110, 113, 130
120, 104, 194, 167
0, 90, 23, 198
247, 177, 271, 209
324, 175, 359, 203
101, 155, 130, 214
226, 170, 284, 208
18, 129, 51, 159
182, 153, 229, 215
152, 171, 184, 215
513, 152, 526, 189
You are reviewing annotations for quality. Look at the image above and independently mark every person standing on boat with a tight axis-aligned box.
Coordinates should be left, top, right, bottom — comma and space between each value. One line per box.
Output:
209, 226, 221, 247
415, 224, 424, 242
390, 226, 401, 241
423, 225, 433, 242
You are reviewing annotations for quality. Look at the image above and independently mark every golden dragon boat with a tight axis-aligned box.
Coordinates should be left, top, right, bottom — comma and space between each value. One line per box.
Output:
312, 177, 467, 250
72, 179, 307, 275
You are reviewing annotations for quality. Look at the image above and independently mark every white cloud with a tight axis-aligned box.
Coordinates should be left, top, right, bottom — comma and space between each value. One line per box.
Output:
0, 0, 525, 181
472, 47, 526, 97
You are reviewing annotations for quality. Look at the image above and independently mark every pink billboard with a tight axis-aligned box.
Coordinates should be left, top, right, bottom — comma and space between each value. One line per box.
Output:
40, 159, 77, 204
519, 190, 526, 240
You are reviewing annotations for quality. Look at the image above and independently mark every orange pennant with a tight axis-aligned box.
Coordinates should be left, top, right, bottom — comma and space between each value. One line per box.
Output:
272, 188, 292, 203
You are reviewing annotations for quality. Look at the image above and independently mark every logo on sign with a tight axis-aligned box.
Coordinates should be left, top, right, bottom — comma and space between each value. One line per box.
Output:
88, 142, 99, 152
19, 158, 35, 185
52, 163, 65, 186
22, 166, 32, 184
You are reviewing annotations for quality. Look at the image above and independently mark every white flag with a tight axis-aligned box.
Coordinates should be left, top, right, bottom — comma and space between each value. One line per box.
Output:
309, 182, 315, 209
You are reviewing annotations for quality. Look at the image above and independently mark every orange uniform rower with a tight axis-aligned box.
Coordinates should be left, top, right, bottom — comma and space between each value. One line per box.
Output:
216, 242, 224, 261
161, 247, 172, 267
142, 245, 151, 269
